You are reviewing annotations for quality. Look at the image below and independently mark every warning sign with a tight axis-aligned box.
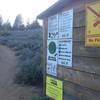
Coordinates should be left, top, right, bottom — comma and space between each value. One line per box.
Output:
46, 76, 63, 100
86, 2, 100, 46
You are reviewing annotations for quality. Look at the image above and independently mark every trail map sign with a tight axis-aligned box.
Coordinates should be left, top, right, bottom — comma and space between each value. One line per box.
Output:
46, 76, 63, 100
86, 2, 100, 46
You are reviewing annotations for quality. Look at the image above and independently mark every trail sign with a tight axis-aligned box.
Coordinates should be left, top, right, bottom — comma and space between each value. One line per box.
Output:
59, 9, 73, 39
48, 14, 58, 39
58, 39, 72, 67
86, 2, 100, 46
46, 76, 63, 100
47, 40, 58, 76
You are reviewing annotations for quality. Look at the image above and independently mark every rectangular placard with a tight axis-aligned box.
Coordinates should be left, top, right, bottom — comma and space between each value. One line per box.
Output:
47, 40, 58, 76
48, 14, 58, 39
59, 9, 73, 39
47, 62, 57, 76
46, 76, 63, 100
86, 1, 100, 46
58, 39, 72, 67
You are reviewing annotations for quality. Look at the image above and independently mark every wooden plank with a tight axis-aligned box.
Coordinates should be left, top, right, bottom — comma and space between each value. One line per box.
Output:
73, 56, 100, 74
62, 67, 100, 91
64, 81, 100, 100
73, 27, 85, 41
57, 66, 63, 79
73, 11, 85, 27
73, 42, 100, 58
43, 18, 48, 94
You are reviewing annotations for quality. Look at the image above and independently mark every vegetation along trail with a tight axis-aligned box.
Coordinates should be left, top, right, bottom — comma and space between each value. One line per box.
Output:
0, 45, 34, 100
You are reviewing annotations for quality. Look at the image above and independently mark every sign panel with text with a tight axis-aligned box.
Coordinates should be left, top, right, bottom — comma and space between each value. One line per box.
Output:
46, 76, 63, 100
58, 39, 72, 67
86, 2, 100, 46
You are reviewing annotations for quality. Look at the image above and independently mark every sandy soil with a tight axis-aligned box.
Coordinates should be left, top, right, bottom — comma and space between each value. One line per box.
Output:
0, 45, 36, 100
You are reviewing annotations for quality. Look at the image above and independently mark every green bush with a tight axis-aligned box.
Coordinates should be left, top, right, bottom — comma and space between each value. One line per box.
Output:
0, 31, 10, 36
0, 29, 43, 86
32, 94, 49, 100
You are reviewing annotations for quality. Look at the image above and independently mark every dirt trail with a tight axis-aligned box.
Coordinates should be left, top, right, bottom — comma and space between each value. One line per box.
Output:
0, 45, 35, 100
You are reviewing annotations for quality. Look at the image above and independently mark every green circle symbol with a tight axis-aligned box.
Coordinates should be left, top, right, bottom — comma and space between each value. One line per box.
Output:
49, 42, 56, 54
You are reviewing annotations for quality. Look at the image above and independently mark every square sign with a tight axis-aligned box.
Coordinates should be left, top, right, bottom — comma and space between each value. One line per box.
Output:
48, 14, 59, 39
86, 2, 100, 46
47, 62, 57, 76
59, 9, 73, 39
58, 39, 72, 67
46, 76, 63, 100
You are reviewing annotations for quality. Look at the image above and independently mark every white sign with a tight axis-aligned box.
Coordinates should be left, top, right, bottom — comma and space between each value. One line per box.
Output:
58, 39, 72, 67
48, 14, 58, 39
47, 62, 57, 76
59, 9, 73, 39
47, 40, 58, 76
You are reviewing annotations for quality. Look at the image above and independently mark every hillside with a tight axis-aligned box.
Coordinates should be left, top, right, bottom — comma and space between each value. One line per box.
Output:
0, 29, 43, 86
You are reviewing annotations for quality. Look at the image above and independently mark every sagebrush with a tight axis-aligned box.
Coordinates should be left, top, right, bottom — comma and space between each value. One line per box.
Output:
0, 28, 43, 86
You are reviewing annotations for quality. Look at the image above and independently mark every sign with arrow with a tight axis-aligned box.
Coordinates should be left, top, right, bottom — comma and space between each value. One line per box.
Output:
86, 1, 100, 46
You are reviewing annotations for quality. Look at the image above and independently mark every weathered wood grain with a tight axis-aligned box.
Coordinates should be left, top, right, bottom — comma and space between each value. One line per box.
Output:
73, 42, 100, 57
43, 19, 48, 94
73, 56, 100, 74
62, 67, 100, 91
73, 27, 85, 41
73, 11, 85, 27
64, 81, 100, 100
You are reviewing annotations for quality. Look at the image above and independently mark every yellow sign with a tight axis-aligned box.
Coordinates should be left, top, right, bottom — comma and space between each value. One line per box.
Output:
86, 1, 100, 46
46, 76, 63, 100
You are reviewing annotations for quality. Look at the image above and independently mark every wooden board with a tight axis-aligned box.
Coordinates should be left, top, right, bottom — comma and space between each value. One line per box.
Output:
64, 81, 100, 100
73, 56, 100, 74
58, 65, 100, 91
73, 42, 100, 57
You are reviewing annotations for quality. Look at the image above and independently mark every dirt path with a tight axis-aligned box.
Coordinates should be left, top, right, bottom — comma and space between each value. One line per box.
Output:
0, 45, 35, 100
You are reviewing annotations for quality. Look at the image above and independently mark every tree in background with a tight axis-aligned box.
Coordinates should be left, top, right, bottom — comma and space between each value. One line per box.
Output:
31, 20, 41, 29
0, 15, 3, 31
26, 18, 30, 30
0, 15, 3, 27
0, 16, 11, 32
13, 14, 25, 30
26, 20, 41, 30
2, 20, 11, 31
0, 14, 42, 31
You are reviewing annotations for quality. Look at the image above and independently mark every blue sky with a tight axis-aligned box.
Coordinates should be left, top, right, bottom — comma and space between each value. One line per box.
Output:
0, 0, 58, 25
